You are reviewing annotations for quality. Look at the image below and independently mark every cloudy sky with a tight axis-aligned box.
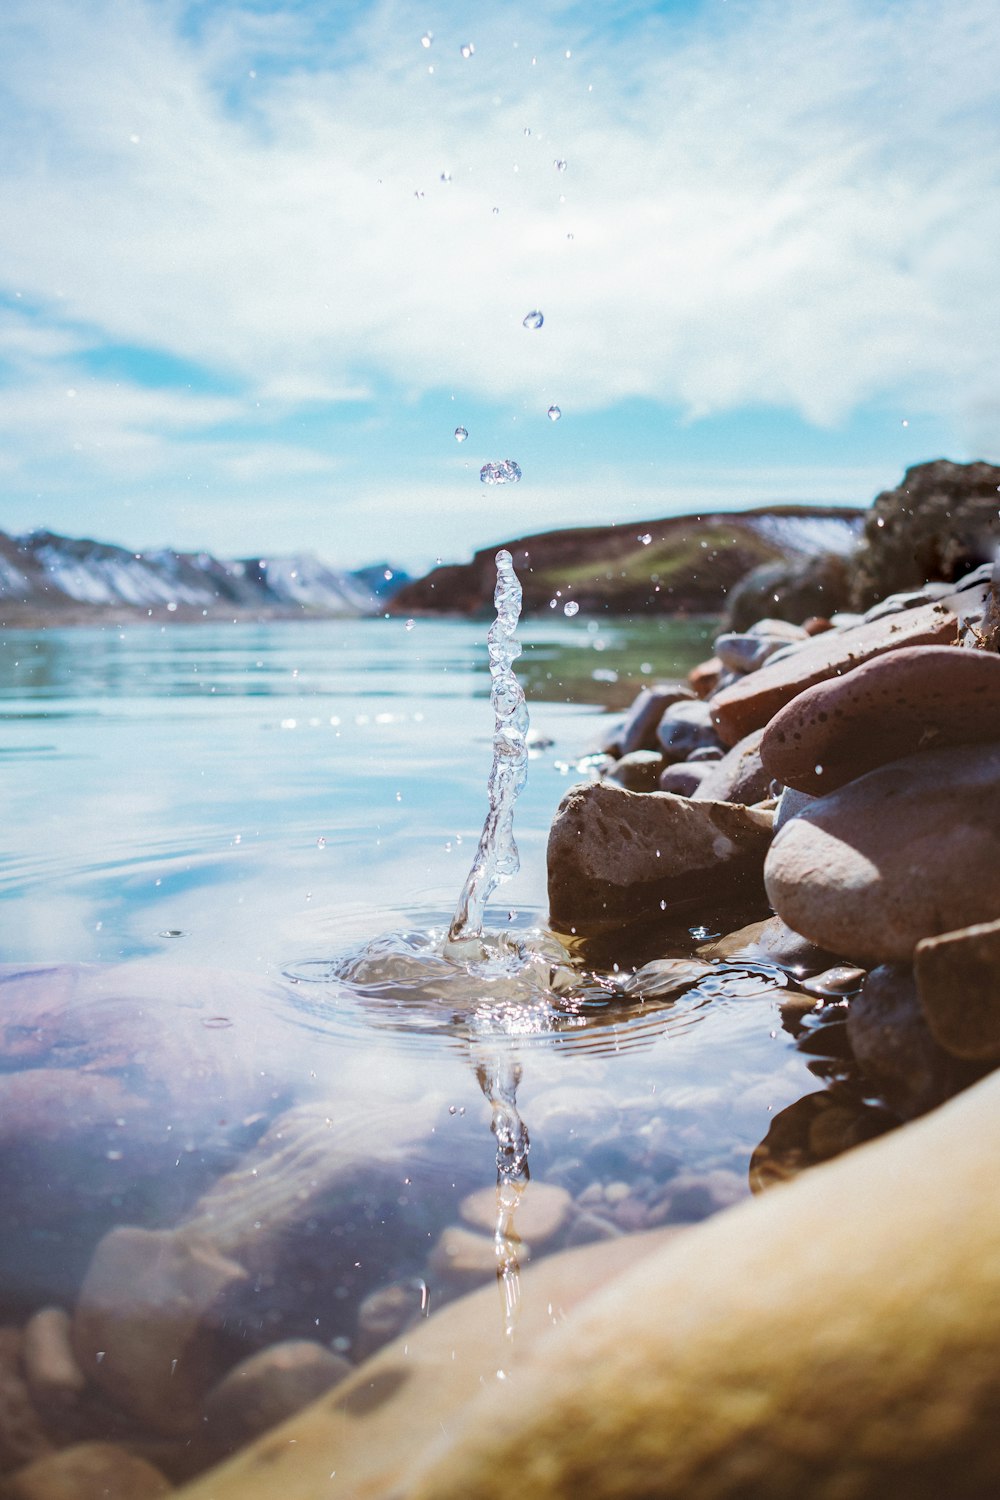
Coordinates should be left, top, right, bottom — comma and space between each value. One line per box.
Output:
0, 0, 997, 570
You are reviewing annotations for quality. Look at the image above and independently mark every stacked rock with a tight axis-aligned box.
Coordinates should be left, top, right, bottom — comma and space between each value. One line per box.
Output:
548, 560, 1000, 1116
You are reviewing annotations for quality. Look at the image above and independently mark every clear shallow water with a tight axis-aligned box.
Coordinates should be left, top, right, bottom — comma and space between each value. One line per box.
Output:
0, 613, 868, 1463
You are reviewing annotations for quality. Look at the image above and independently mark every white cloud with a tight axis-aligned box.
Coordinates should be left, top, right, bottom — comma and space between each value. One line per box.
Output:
0, 0, 996, 426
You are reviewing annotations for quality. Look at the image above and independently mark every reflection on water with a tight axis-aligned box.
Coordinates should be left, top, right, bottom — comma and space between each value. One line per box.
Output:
0, 616, 881, 1487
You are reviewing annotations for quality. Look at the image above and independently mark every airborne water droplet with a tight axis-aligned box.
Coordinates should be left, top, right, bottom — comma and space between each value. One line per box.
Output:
480, 459, 522, 485
553, 158, 567, 172
421, 31, 432, 48
522, 310, 544, 330
460, 42, 475, 57
639, 533, 652, 546
404, 619, 416, 631
547, 405, 561, 422
563, 600, 579, 617
454, 426, 468, 442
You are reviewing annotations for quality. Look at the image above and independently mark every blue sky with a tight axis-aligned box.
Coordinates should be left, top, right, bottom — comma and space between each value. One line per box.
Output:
0, 0, 997, 571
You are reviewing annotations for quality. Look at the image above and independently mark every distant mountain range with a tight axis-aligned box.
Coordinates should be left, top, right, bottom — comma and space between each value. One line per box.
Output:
0, 529, 411, 623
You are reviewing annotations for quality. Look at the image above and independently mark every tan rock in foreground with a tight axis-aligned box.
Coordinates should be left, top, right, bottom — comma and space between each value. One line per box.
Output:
547, 780, 773, 934
401, 1067, 1000, 1500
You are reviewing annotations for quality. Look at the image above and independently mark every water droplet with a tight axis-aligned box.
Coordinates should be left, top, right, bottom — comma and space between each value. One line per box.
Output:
448, 1104, 458, 1115
404, 619, 415, 631
523, 126, 532, 136
554, 158, 567, 172
480, 458, 522, 485
460, 42, 475, 57
316, 835, 327, 848
384, 568, 394, 580
440, 170, 452, 182
563, 600, 580, 617
454, 426, 468, 442
203, 1016, 233, 1029
639, 533, 652, 546
566, 232, 575, 240
421, 31, 433, 48
414, 189, 424, 199
522, 310, 544, 329
901, 418, 909, 427
547, 404, 561, 421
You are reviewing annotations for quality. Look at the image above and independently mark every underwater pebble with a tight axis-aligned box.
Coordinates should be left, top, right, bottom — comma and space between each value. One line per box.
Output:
201, 1340, 351, 1451
459, 1182, 571, 1245
0, 1442, 170, 1500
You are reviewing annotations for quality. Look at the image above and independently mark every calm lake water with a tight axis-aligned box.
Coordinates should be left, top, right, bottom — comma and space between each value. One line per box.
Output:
0, 611, 857, 1475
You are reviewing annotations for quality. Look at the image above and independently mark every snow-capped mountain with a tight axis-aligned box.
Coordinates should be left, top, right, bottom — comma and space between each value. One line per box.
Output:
0, 529, 409, 618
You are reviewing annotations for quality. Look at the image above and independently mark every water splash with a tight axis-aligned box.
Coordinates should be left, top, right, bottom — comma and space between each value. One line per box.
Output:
447, 550, 529, 948
522, 310, 544, 330
474, 1050, 530, 1342
480, 459, 522, 485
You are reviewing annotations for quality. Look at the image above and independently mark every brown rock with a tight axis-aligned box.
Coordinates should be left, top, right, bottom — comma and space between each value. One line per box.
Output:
655, 698, 721, 763
656, 761, 713, 796
709, 596, 966, 746
428, 1226, 530, 1288
73, 1227, 249, 1435
687, 656, 722, 698
0, 1442, 170, 1500
20, 1310, 85, 1413
201, 1341, 351, 1451
605, 750, 664, 791
547, 780, 773, 935
0, 1331, 52, 1476
354, 1281, 428, 1362
692, 726, 773, 804
616, 684, 694, 756
760, 645, 1000, 794
459, 1183, 571, 1245
916, 919, 1000, 1060
763, 743, 1000, 963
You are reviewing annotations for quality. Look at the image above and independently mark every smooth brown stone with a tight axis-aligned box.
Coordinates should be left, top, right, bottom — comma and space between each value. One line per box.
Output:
687, 656, 722, 698
763, 743, 1000, 963
916, 919, 1000, 1060
201, 1341, 351, 1451
21, 1309, 86, 1412
709, 597, 965, 746
760, 645, 1000, 794
1, 1442, 170, 1500
459, 1183, 571, 1245
547, 780, 773, 935
692, 726, 772, 805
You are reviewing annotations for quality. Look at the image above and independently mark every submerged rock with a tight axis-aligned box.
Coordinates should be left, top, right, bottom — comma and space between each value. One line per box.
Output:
763, 742, 1000, 963
201, 1341, 351, 1453
759, 645, 1000, 795
1, 1441, 170, 1500
547, 781, 773, 935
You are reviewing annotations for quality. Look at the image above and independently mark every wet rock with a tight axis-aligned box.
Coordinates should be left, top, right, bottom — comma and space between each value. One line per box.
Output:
798, 965, 866, 999
655, 698, 722, 763
354, 1280, 428, 1363
916, 919, 1000, 1060
846, 965, 983, 1120
173, 1230, 679, 1500
656, 761, 713, 796
695, 916, 836, 976
73, 1227, 249, 1435
616, 684, 694, 756
691, 726, 772, 805
0, 1331, 52, 1476
650, 1168, 745, 1225
201, 1340, 351, 1452
765, 742, 1000, 963
21, 1310, 85, 1414
709, 594, 972, 746
0, 1442, 170, 1500
428, 1227, 528, 1289
547, 780, 773, 935
605, 750, 665, 792
459, 1182, 571, 1245
760, 645, 1000, 795
622, 958, 714, 1000
749, 1089, 893, 1191
563, 1212, 622, 1247
398, 1069, 1000, 1500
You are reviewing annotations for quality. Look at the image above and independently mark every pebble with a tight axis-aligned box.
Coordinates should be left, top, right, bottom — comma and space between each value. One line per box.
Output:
606, 750, 666, 792
657, 761, 713, 796
764, 742, 1000, 963
616, 684, 695, 756
656, 699, 722, 763
0, 1442, 170, 1500
201, 1340, 352, 1450
798, 965, 866, 999
428, 1227, 531, 1287
759, 645, 1000, 794
691, 726, 773, 805
915, 918, 1000, 1060
687, 656, 723, 699
355, 1280, 428, 1362
459, 1182, 571, 1245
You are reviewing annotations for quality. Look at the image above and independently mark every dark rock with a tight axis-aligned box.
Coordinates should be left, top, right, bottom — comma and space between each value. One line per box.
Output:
915, 919, 1000, 1060
687, 657, 723, 698
606, 750, 666, 792
656, 699, 722, 763
201, 1340, 351, 1451
725, 551, 854, 632
657, 762, 713, 796
850, 459, 1000, 609
691, 727, 772, 805
617, 685, 694, 755
847, 965, 984, 1119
